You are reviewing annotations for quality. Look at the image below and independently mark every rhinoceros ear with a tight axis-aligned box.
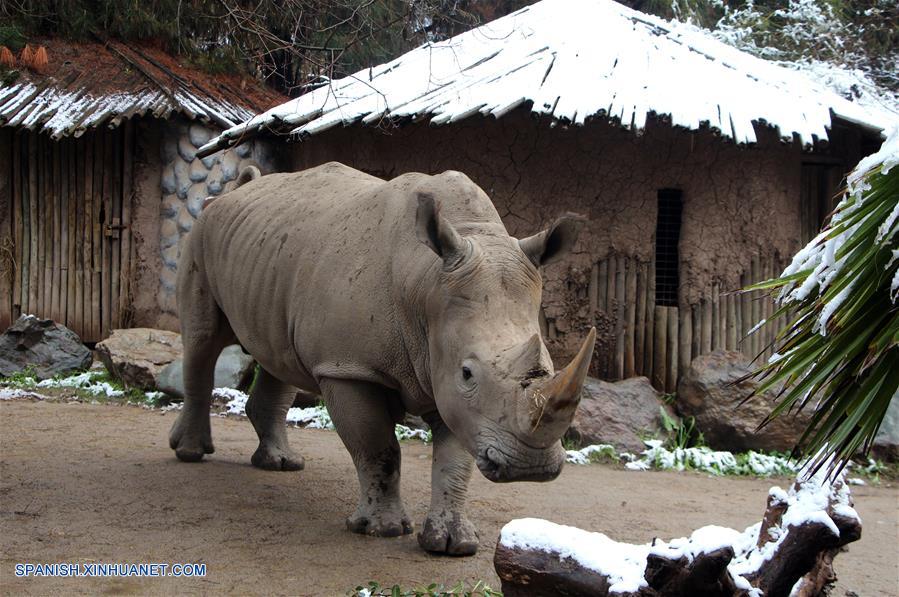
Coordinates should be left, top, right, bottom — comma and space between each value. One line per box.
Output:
519, 213, 586, 267
416, 192, 468, 267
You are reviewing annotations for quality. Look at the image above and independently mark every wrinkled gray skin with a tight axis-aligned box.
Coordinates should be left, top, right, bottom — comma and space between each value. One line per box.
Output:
170, 162, 595, 555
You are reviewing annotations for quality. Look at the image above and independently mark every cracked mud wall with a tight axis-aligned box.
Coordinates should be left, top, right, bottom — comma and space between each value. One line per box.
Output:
289, 109, 807, 371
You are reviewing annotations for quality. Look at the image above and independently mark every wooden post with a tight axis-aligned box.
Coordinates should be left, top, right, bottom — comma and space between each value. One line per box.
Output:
635, 263, 646, 375
667, 306, 678, 392
711, 281, 720, 351
91, 133, 103, 340
751, 255, 760, 359
110, 128, 122, 331
691, 303, 700, 363
615, 255, 626, 379
652, 306, 667, 390
679, 306, 692, 379
588, 262, 598, 313
645, 258, 656, 380
598, 259, 608, 313
739, 271, 750, 357
27, 132, 38, 316
625, 259, 637, 378
0, 129, 11, 329
119, 121, 134, 331
726, 293, 737, 351
701, 297, 712, 354
66, 138, 76, 330
12, 132, 23, 321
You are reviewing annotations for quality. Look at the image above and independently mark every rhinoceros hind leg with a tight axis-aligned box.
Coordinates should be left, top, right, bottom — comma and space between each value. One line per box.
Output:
417, 415, 479, 555
169, 241, 233, 462
246, 368, 305, 471
322, 378, 413, 537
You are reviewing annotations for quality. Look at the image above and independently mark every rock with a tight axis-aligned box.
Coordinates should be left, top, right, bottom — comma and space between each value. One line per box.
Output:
159, 266, 177, 293
160, 193, 180, 219
221, 150, 240, 181
157, 345, 255, 399
176, 205, 194, 233
676, 351, 812, 453
404, 414, 428, 430
177, 135, 197, 162
186, 183, 207, 218
161, 243, 179, 269
188, 123, 213, 148
206, 177, 224, 196
200, 152, 219, 169
872, 392, 899, 462
162, 136, 178, 163
0, 315, 92, 380
188, 159, 208, 183
566, 376, 674, 453
235, 142, 252, 158
161, 163, 177, 194
96, 329, 183, 390
174, 159, 191, 199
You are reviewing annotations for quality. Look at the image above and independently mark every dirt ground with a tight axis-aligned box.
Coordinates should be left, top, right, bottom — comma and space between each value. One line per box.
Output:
1, 400, 896, 596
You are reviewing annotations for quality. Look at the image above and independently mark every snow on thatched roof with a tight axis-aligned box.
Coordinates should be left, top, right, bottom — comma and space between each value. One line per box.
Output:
0, 38, 285, 138
198, 0, 891, 158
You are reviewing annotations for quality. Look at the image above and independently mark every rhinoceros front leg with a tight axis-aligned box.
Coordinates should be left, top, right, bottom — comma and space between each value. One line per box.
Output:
418, 415, 479, 555
320, 378, 413, 537
246, 368, 305, 471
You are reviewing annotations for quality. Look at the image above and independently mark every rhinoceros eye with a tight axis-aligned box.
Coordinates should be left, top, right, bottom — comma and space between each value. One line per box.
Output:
461, 366, 473, 381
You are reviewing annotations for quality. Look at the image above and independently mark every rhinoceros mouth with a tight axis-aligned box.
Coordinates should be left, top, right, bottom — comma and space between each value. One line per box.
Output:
475, 445, 563, 483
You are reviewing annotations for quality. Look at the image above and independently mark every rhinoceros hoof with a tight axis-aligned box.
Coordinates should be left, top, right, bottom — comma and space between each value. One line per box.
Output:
418, 512, 479, 556
251, 444, 305, 471
169, 421, 214, 462
346, 510, 414, 538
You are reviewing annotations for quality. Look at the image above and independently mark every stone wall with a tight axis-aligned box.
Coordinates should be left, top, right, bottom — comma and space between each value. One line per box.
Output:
285, 110, 845, 369
155, 118, 277, 330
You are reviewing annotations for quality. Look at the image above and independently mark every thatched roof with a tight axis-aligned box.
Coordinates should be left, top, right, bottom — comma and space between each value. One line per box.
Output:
0, 38, 285, 138
199, 0, 891, 158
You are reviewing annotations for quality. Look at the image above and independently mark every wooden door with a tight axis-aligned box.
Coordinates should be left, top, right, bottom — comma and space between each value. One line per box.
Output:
0, 124, 134, 342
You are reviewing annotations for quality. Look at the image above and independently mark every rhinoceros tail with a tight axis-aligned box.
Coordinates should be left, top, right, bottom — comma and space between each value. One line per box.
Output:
203, 163, 263, 210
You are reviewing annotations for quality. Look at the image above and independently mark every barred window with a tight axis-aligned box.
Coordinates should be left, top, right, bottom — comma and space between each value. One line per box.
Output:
655, 189, 683, 307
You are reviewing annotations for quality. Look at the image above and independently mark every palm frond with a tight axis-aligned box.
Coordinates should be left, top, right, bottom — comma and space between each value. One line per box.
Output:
747, 126, 899, 477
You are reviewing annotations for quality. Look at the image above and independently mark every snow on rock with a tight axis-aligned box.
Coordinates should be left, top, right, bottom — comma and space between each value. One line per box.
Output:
500, 518, 651, 593
500, 466, 858, 594
201, 0, 890, 159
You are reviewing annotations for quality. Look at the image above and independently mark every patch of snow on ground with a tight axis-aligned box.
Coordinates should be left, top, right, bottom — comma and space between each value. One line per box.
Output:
36, 371, 124, 397
614, 440, 801, 476
565, 444, 624, 465
0, 388, 49, 400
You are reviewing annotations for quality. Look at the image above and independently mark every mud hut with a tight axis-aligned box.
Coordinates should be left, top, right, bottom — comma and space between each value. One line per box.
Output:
200, 0, 889, 390
0, 38, 285, 341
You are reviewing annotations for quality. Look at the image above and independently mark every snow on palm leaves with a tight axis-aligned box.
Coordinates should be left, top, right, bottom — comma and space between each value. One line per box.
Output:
748, 125, 899, 475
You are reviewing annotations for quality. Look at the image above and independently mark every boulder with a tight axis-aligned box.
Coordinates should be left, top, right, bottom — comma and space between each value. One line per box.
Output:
0, 315, 92, 379
96, 328, 182, 390
677, 350, 812, 453
872, 391, 899, 462
566, 376, 675, 453
157, 345, 255, 399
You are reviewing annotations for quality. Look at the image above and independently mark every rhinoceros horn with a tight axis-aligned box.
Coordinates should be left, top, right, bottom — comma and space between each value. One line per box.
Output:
526, 327, 596, 443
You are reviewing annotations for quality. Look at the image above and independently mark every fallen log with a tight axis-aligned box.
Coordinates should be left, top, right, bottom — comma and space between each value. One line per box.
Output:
494, 469, 861, 596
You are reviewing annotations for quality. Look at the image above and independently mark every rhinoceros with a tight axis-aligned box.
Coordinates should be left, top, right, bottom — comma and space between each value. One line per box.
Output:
170, 161, 596, 555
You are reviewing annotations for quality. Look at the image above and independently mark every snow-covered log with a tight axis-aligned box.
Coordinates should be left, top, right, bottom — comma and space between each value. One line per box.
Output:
494, 468, 860, 596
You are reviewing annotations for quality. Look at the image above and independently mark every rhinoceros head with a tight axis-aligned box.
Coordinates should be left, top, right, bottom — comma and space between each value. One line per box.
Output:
416, 194, 596, 483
